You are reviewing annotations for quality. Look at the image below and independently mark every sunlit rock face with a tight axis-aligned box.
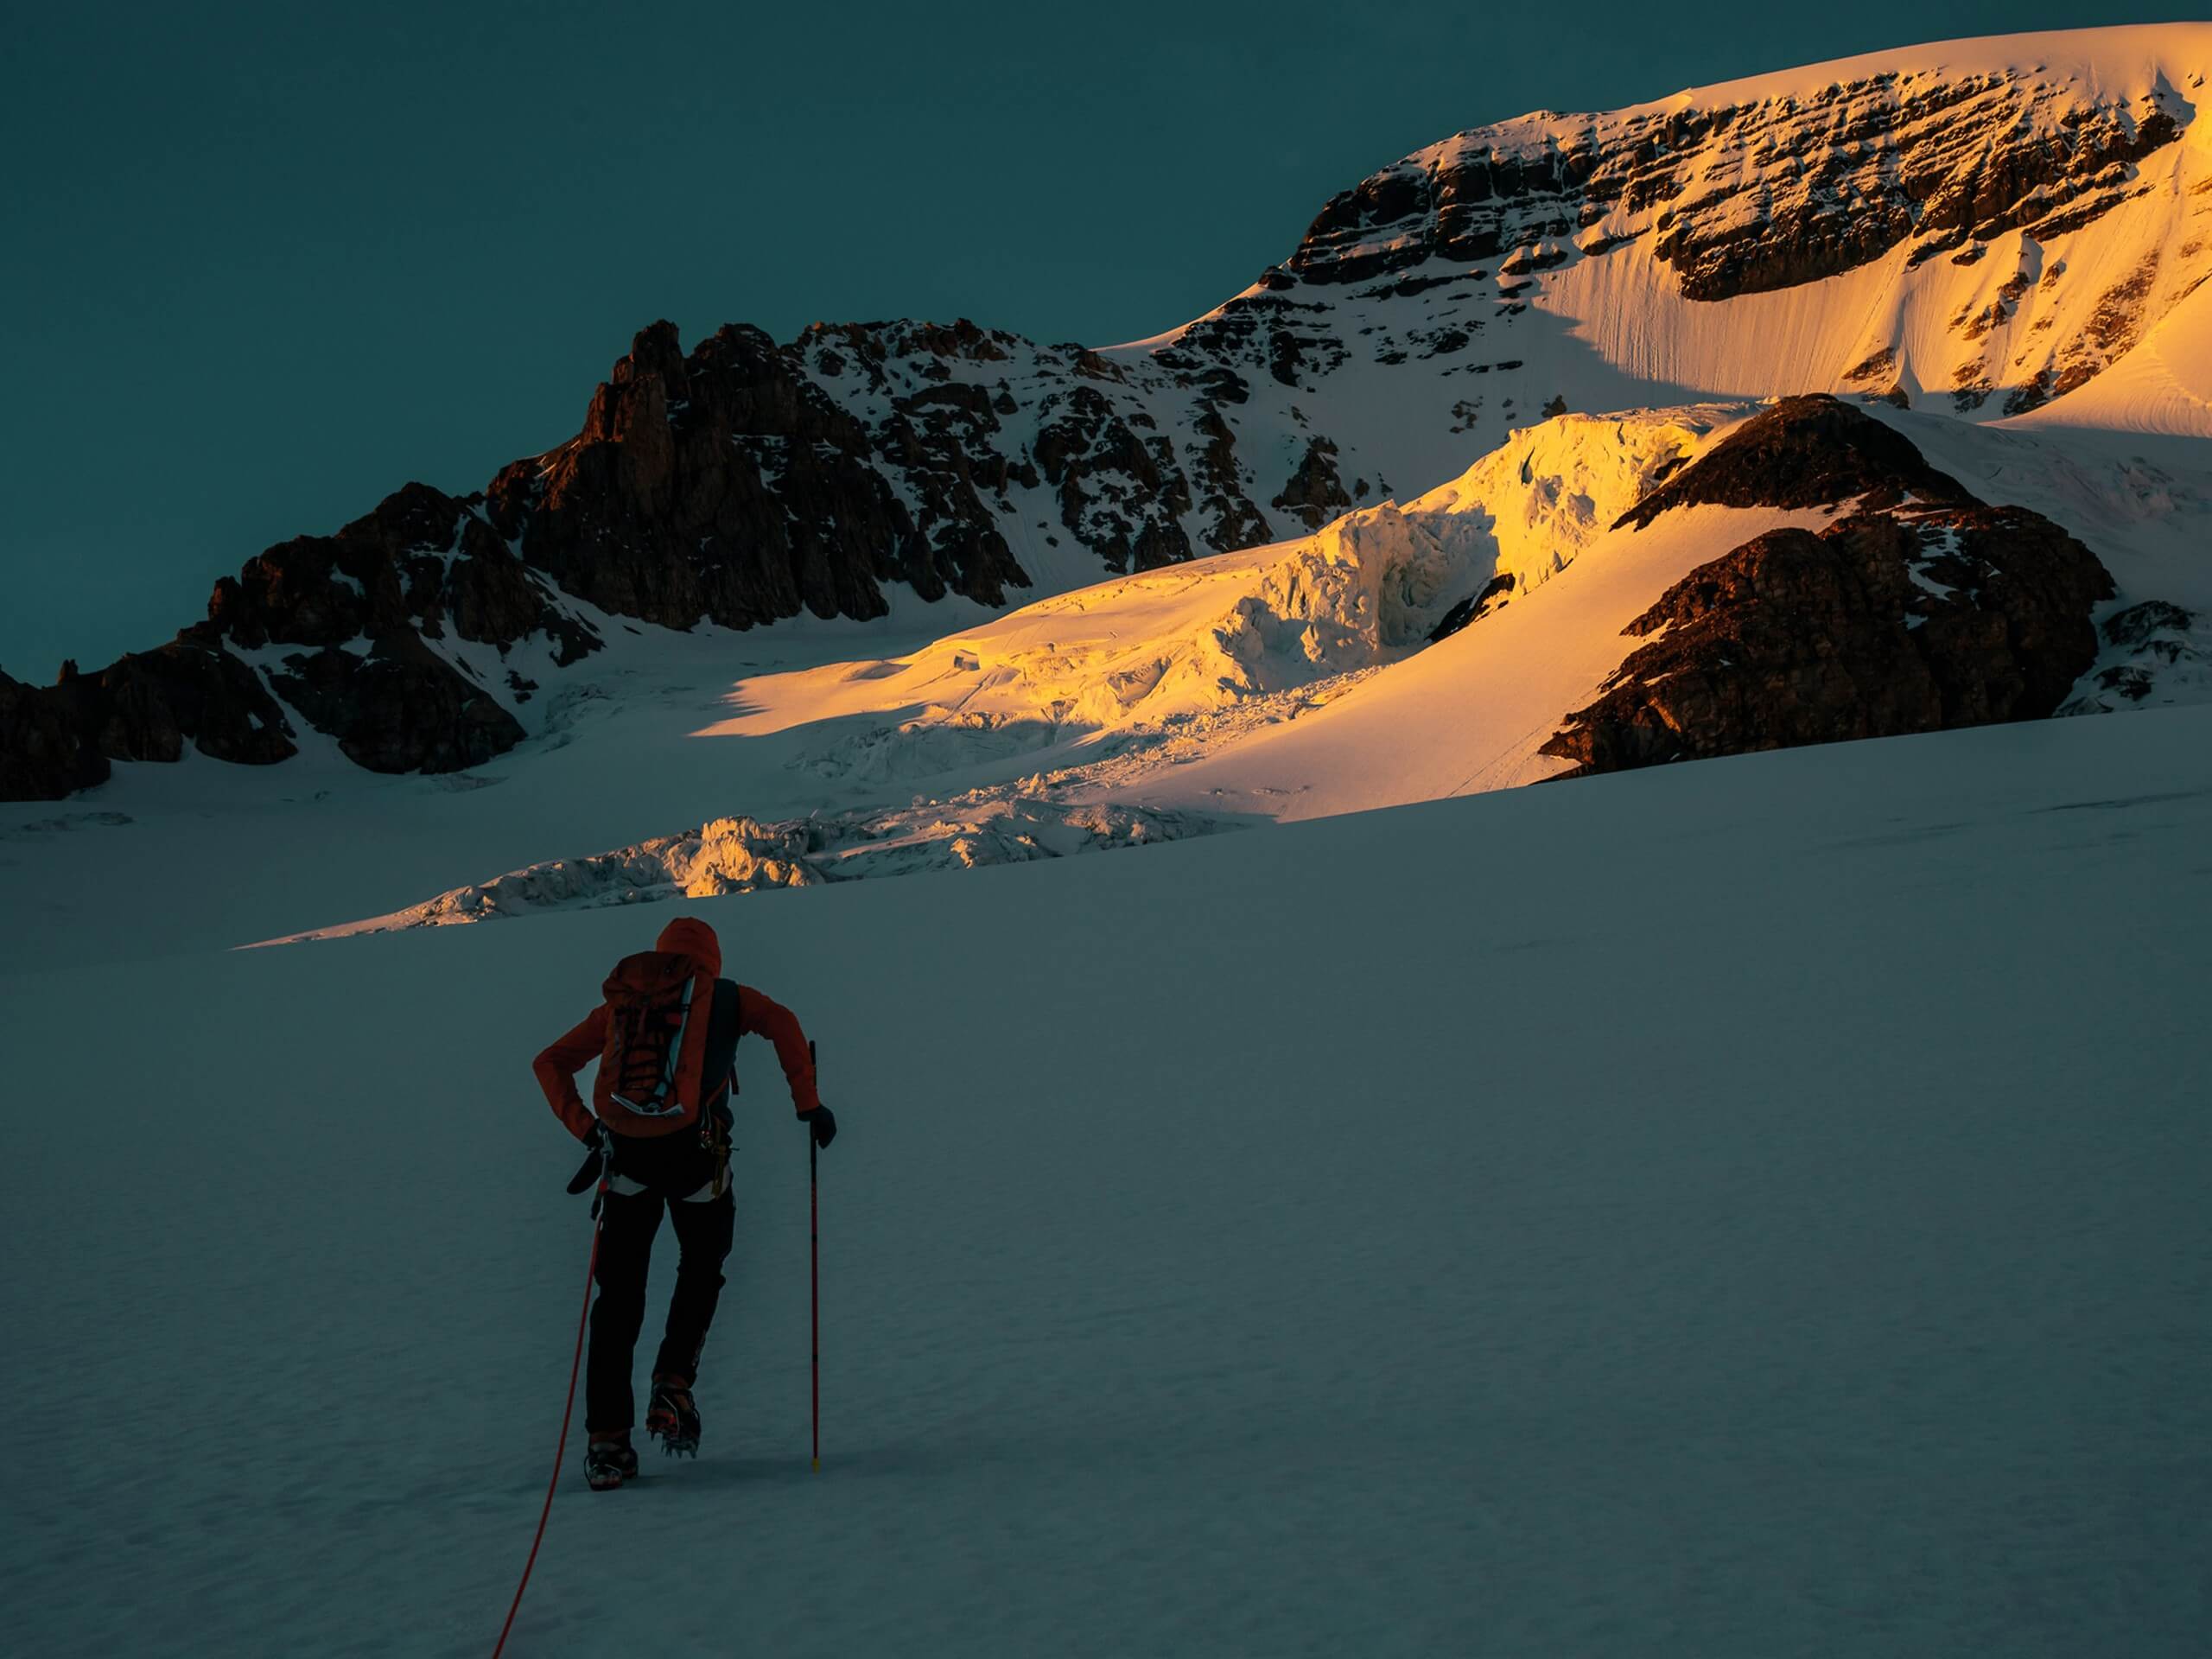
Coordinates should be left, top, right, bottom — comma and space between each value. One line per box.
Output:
1289, 66, 2183, 298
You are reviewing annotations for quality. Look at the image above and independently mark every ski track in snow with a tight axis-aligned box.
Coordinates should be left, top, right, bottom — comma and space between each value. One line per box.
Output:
4, 709, 2210, 1656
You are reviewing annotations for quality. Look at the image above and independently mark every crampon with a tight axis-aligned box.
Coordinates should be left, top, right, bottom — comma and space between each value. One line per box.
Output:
645, 1378, 701, 1458
584, 1435, 639, 1491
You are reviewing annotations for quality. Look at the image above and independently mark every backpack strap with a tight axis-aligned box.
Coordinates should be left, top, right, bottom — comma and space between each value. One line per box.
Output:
698, 980, 743, 1192
609, 975, 696, 1117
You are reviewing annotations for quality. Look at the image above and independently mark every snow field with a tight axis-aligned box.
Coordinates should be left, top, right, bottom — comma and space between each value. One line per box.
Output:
4, 706, 2209, 1656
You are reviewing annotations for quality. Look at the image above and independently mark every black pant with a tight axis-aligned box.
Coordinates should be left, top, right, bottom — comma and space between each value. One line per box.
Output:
585, 1187, 735, 1434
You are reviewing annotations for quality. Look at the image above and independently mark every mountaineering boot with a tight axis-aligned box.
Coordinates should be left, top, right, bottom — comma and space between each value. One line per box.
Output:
585, 1433, 639, 1491
646, 1376, 701, 1458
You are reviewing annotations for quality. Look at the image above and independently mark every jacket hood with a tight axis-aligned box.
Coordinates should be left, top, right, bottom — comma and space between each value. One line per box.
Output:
655, 916, 722, 978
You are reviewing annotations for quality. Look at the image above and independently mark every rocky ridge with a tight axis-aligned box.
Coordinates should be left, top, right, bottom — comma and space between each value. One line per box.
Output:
6, 28, 2205, 799
1292, 61, 2184, 299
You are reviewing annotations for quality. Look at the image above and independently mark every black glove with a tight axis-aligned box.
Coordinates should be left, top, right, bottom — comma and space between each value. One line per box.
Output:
805, 1104, 838, 1149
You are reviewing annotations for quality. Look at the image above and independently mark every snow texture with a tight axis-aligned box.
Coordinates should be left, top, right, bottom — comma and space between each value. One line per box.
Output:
270, 798, 1222, 938
4, 707, 2210, 1656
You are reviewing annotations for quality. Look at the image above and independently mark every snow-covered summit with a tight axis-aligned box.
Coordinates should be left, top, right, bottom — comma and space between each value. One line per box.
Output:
1253, 24, 2211, 422
8, 25, 2210, 801
1293, 25, 2205, 293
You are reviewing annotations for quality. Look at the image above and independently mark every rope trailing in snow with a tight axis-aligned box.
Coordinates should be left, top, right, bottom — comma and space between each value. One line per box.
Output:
491, 1170, 607, 1658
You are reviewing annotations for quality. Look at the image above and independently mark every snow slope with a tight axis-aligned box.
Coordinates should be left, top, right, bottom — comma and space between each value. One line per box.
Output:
686, 407, 1812, 830
13, 382, 2204, 962
558, 399, 2212, 842
2013, 264, 2212, 437
1516, 58, 2212, 427
257, 410, 1782, 934
1026, 16, 2212, 589
710, 412, 1721, 778
0, 606, 1004, 974
1243, 23, 2212, 437
1125, 401, 2212, 823
5, 707, 2209, 1656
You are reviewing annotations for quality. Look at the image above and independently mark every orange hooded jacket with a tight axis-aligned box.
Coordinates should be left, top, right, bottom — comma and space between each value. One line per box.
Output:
532, 916, 821, 1143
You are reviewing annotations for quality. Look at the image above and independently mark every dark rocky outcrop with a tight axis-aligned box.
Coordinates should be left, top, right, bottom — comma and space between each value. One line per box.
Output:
1542, 494, 2113, 778
1613, 396, 1971, 529
1427, 572, 1515, 644
213, 482, 597, 661
0, 640, 296, 800
3, 474, 606, 797
6, 310, 1277, 799
512, 318, 1039, 622
1189, 403, 1274, 551
268, 632, 524, 774
208, 481, 595, 776
1272, 436, 1354, 530
1156, 289, 1350, 391
0, 671, 109, 799
87, 639, 299, 767
1032, 384, 1194, 574
2059, 599, 2207, 713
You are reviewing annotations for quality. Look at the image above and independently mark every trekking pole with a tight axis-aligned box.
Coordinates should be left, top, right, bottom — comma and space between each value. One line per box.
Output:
491, 1145, 609, 1659
810, 1039, 821, 1471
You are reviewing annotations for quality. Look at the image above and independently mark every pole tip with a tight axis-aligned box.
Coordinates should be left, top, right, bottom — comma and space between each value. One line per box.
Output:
811, 1457, 821, 1472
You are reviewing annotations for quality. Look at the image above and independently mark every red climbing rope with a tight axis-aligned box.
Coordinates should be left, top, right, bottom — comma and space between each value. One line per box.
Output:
491, 1186, 605, 1658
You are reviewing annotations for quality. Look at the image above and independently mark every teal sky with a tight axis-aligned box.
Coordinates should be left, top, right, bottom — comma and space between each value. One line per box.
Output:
1, 2, 2186, 677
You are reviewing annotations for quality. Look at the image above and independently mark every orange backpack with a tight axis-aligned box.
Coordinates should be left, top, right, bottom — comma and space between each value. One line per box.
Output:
590, 951, 715, 1131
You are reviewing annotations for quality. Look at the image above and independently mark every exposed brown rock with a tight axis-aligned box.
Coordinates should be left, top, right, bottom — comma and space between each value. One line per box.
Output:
2003, 370, 2056, 416
1287, 73, 2184, 304
1032, 384, 1195, 573
0, 639, 296, 800
268, 632, 523, 774
1189, 404, 1274, 550
492, 321, 999, 626
1843, 347, 1898, 384
0, 669, 108, 799
93, 638, 298, 766
1542, 505, 2113, 775
1614, 397, 1970, 531
201, 480, 594, 776
1427, 572, 1515, 644
1272, 436, 1354, 530
2048, 257, 2161, 397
